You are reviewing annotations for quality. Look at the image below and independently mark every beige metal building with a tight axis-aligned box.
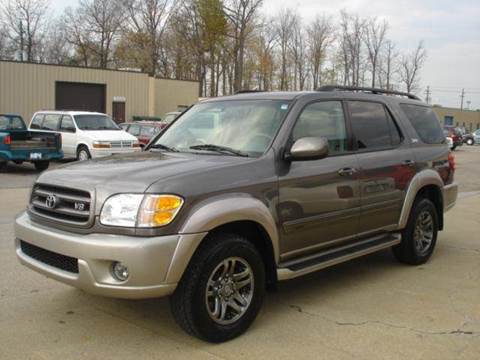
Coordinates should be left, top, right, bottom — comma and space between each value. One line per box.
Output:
433, 105, 480, 132
0, 60, 199, 123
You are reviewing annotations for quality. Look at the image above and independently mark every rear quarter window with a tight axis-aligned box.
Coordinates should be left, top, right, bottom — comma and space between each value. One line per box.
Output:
400, 104, 445, 144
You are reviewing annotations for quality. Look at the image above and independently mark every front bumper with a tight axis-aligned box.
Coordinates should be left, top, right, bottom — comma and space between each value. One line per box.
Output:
91, 147, 141, 159
444, 182, 458, 212
14, 212, 206, 299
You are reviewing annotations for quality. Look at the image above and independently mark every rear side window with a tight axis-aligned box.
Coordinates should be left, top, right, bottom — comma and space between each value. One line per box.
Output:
42, 114, 61, 131
400, 104, 445, 144
348, 101, 402, 150
30, 114, 44, 129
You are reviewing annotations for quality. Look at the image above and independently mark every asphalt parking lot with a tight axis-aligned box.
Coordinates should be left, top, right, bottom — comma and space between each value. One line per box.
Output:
1, 147, 479, 359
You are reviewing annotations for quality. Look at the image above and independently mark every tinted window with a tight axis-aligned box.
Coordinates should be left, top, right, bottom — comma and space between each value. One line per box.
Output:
400, 104, 445, 144
293, 101, 348, 154
348, 101, 400, 149
30, 114, 44, 129
0, 116, 9, 130
42, 114, 61, 131
60, 115, 75, 131
128, 124, 141, 136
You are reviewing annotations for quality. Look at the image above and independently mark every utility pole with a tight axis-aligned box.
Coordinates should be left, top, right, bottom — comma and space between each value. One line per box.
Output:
424, 86, 431, 104
460, 88, 465, 110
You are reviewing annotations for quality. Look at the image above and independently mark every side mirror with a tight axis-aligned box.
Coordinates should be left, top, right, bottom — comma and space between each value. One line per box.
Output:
287, 137, 329, 161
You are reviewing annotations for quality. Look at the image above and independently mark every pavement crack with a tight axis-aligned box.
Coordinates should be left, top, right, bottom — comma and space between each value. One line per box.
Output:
288, 304, 480, 337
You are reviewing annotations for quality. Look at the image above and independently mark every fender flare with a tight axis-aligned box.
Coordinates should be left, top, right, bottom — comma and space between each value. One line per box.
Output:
397, 169, 444, 229
179, 193, 280, 263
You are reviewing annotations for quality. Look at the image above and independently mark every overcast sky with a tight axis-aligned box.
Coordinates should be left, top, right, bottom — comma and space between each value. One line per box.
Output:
50, 0, 480, 109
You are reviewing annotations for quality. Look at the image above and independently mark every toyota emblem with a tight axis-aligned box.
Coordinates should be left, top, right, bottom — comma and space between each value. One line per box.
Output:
45, 195, 57, 209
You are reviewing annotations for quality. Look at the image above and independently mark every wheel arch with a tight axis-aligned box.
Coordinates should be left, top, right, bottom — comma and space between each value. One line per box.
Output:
398, 169, 444, 230
172, 194, 280, 289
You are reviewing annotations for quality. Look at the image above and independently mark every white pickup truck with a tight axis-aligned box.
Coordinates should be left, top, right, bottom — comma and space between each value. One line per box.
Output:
29, 111, 141, 160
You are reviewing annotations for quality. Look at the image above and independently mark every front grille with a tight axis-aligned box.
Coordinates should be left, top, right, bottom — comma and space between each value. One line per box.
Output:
110, 140, 133, 148
20, 241, 79, 273
30, 184, 91, 226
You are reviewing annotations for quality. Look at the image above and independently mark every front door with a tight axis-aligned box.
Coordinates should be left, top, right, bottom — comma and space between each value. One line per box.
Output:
347, 100, 416, 235
278, 100, 361, 260
112, 102, 126, 124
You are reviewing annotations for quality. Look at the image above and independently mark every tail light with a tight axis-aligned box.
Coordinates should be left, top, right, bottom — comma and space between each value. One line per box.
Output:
448, 152, 456, 173
3, 135, 11, 145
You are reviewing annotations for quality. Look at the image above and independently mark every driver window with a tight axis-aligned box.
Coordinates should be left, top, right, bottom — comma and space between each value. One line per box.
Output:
293, 101, 348, 155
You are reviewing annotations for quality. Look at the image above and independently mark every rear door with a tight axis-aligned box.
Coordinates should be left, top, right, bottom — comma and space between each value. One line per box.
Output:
278, 100, 361, 259
347, 100, 416, 235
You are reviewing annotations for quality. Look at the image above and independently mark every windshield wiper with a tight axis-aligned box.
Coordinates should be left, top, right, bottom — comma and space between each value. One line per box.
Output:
149, 143, 179, 152
189, 144, 249, 157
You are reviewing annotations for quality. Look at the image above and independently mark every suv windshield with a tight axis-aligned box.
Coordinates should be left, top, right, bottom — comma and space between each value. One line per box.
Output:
152, 100, 291, 157
74, 115, 120, 130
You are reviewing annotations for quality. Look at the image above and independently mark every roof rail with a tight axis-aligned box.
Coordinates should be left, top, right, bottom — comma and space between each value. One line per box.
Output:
234, 89, 265, 94
316, 85, 420, 101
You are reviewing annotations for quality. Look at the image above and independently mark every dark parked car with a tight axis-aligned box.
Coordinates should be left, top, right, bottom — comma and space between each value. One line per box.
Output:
120, 121, 164, 147
0, 114, 62, 171
444, 127, 463, 150
15, 86, 457, 342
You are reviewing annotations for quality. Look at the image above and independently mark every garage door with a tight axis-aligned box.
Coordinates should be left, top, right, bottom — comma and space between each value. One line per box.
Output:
55, 82, 106, 113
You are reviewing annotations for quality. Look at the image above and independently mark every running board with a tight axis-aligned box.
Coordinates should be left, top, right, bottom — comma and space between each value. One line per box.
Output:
277, 233, 401, 281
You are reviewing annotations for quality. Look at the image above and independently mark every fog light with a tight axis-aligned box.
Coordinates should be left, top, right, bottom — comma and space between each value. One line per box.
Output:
112, 262, 129, 281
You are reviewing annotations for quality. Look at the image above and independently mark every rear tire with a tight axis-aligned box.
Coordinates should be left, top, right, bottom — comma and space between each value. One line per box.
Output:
393, 198, 438, 265
77, 146, 91, 161
0, 161, 7, 171
170, 233, 266, 343
34, 161, 49, 171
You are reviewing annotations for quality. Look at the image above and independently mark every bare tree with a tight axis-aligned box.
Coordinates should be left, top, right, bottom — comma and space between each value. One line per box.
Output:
224, 0, 263, 92
289, 13, 308, 90
120, 0, 176, 76
339, 11, 365, 86
275, 9, 295, 90
378, 39, 397, 90
1, 0, 49, 61
37, 19, 72, 64
364, 17, 388, 88
399, 41, 426, 93
306, 14, 334, 89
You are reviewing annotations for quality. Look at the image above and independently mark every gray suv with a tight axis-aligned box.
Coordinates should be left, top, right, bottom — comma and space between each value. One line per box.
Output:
15, 86, 458, 342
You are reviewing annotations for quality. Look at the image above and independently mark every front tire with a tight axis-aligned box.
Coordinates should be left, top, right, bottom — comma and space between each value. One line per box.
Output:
393, 198, 438, 265
77, 146, 91, 161
170, 233, 266, 343
34, 160, 49, 171
466, 138, 474, 146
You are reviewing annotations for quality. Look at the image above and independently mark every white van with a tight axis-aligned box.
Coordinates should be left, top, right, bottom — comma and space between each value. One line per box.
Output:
30, 111, 141, 160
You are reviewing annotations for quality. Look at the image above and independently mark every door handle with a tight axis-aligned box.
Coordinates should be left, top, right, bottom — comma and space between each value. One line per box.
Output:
338, 167, 357, 176
402, 160, 415, 167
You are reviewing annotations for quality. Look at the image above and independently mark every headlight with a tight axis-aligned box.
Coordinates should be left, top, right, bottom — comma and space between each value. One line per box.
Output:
93, 141, 111, 148
100, 194, 184, 228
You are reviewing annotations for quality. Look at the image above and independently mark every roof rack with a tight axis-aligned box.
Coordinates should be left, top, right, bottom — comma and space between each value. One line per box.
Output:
234, 89, 265, 94
316, 85, 420, 101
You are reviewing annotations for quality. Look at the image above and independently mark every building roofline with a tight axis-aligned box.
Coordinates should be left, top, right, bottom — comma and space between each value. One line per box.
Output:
432, 105, 480, 113
0, 59, 199, 83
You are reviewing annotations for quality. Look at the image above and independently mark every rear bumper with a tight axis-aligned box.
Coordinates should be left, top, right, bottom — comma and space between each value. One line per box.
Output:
14, 212, 206, 299
0, 150, 63, 161
443, 183, 458, 212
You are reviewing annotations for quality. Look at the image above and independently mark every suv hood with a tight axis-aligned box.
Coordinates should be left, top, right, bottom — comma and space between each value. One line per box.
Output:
37, 151, 253, 199
83, 130, 137, 142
